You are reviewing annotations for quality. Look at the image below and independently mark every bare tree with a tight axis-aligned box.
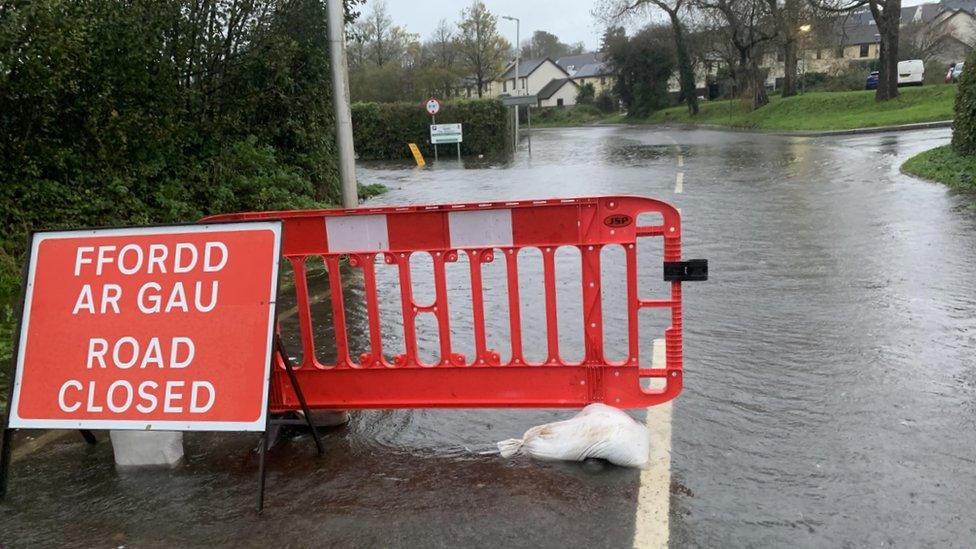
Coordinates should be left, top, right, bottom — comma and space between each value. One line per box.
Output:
809, 0, 901, 100
428, 19, 458, 68
595, 0, 700, 114
457, 1, 510, 98
700, 0, 779, 108
771, 0, 802, 97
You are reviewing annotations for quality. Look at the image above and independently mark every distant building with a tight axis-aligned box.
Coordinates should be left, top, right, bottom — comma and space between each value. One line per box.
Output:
557, 52, 615, 96
536, 78, 580, 107
464, 52, 616, 108
759, 0, 975, 88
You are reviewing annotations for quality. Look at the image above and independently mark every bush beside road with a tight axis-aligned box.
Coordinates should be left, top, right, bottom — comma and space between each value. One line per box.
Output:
352, 99, 509, 160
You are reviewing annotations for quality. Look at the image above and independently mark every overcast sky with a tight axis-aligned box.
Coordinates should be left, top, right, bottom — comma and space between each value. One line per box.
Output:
382, 0, 934, 53
384, 0, 610, 51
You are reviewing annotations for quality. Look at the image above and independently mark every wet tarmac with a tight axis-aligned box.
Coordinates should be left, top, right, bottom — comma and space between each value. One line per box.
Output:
2, 125, 975, 547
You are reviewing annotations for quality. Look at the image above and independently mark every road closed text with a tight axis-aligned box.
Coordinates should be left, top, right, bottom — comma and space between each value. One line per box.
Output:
10, 224, 280, 431
56, 336, 213, 415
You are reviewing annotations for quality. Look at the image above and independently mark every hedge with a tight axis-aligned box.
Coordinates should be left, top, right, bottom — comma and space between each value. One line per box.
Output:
951, 48, 976, 156
351, 99, 511, 160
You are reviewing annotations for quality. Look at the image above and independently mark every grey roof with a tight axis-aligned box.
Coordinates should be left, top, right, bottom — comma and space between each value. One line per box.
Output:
537, 78, 578, 100
900, 3, 943, 23
555, 52, 605, 74
500, 57, 553, 79
572, 61, 612, 78
940, 0, 976, 14
841, 23, 882, 45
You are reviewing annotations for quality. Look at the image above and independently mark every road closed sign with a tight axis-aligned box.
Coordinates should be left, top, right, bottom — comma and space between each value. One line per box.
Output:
6, 222, 282, 432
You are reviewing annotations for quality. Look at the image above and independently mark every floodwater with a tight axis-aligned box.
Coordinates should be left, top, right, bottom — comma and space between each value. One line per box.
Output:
2, 125, 976, 547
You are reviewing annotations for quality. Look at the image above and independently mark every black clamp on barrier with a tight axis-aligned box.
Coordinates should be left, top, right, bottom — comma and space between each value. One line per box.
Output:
663, 259, 709, 282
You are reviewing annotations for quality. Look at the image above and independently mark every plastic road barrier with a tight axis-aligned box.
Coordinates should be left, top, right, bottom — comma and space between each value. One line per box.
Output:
202, 196, 707, 410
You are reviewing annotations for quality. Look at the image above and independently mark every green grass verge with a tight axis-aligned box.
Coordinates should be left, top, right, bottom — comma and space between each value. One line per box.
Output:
358, 182, 388, 200
902, 145, 976, 190
636, 85, 957, 131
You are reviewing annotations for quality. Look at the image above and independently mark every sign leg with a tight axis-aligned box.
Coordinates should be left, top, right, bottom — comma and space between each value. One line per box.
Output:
275, 336, 324, 455
79, 430, 97, 445
0, 428, 12, 500
255, 431, 268, 513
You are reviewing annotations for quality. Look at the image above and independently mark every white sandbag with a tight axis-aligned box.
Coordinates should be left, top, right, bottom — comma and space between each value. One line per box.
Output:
497, 403, 650, 468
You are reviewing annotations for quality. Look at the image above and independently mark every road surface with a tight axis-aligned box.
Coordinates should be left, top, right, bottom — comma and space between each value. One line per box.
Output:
2, 125, 974, 547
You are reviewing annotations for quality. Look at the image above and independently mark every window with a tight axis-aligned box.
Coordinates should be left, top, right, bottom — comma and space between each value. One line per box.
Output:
835, 46, 845, 58
600, 76, 606, 85
777, 51, 785, 62
557, 98, 564, 107
816, 49, 822, 60
859, 44, 869, 58
503, 80, 507, 92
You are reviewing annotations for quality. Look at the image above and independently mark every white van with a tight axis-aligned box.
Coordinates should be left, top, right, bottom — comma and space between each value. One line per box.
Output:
897, 59, 924, 86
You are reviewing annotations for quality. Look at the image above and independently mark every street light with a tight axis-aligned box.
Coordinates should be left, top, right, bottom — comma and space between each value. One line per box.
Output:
501, 15, 519, 152
798, 24, 812, 94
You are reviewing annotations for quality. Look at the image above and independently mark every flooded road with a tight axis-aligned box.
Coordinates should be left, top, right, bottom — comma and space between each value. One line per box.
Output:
3, 125, 976, 547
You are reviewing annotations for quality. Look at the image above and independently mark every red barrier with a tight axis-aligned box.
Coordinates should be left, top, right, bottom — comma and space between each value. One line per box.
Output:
203, 195, 697, 410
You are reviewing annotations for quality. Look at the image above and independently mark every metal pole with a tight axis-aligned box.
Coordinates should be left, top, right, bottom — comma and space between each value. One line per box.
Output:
514, 18, 519, 151
527, 106, 532, 155
326, 0, 357, 208
457, 142, 461, 161
503, 16, 520, 152
432, 115, 438, 161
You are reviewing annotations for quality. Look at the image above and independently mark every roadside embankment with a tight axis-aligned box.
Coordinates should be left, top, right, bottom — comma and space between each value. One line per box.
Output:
902, 145, 976, 191
633, 85, 957, 132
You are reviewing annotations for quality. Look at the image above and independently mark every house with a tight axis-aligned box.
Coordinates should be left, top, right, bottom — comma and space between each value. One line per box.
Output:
536, 78, 579, 107
483, 53, 618, 108
494, 57, 574, 101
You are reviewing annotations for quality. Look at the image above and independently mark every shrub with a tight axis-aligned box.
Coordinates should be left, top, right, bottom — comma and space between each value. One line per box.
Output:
351, 99, 510, 160
576, 82, 596, 104
0, 0, 338, 299
951, 49, 976, 156
824, 61, 876, 92
594, 90, 617, 113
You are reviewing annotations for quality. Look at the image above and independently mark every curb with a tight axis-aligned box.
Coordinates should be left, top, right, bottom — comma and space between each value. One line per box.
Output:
771, 120, 954, 137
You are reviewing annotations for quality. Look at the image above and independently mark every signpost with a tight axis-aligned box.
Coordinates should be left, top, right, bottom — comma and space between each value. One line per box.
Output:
424, 97, 442, 161
0, 221, 313, 509
430, 123, 463, 161
501, 94, 537, 155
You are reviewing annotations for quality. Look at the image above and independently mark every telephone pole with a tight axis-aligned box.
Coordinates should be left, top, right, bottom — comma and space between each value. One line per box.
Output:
326, 0, 358, 208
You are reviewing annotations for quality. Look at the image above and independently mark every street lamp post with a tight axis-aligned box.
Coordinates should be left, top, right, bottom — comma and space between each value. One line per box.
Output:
799, 24, 812, 95
501, 15, 519, 152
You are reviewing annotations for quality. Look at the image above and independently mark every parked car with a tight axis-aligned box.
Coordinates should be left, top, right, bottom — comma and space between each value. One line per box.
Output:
945, 64, 956, 83
897, 59, 924, 86
865, 71, 879, 90
952, 62, 965, 83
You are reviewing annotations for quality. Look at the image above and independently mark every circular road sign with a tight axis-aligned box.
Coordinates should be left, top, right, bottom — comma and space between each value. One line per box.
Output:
425, 97, 441, 116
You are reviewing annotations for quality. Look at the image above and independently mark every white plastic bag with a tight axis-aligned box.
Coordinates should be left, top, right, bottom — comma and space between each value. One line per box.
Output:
497, 403, 650, 468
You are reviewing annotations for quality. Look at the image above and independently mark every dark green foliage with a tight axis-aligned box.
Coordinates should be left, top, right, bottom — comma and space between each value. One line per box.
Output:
0, 0, 342, 300
351, 99, 510, 160
576, 83, 596, 105
951, 49, 976, 156
604, 25, 675, 118
594, 91, 617, 113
